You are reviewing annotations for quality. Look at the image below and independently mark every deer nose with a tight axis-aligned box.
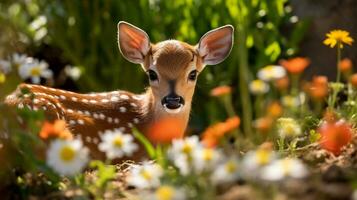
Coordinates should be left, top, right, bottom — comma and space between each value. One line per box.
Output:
162, 95, 184, 110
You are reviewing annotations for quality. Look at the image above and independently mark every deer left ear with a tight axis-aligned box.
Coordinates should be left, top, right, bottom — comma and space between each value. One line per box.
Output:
197, 25, 234, 66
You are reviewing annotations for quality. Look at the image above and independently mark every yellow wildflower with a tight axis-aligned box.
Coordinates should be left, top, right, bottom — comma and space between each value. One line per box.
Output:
323, 30, 354, 48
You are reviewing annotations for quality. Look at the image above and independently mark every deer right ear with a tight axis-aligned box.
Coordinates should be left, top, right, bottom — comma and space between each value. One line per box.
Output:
118, 21, 151, 64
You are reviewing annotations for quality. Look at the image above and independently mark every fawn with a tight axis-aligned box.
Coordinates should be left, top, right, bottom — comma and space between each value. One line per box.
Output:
5, 21, 234, 159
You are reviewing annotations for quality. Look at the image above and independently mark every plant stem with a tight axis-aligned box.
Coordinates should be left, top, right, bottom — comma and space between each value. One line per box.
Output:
237, 25, 253, 137
336, 44, 342, 83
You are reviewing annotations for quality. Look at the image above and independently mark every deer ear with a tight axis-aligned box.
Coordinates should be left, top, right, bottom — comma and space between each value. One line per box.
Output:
197, 25, 234, 66
118, 21, 151, 64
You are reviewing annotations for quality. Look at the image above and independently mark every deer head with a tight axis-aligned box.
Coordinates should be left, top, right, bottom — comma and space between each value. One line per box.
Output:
118, 21, 234, 118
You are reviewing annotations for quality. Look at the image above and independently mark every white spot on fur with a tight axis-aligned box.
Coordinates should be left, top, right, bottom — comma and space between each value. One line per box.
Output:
101, 99, 110, 103
128, 122, 133, 128
130, 102, 137, 107
33, 99, 40, 104
93, 113, 99, 119
99, 113, 105, 120
77, 119, 84, 125
60, 95, 66, 100
110, 96, 119, 102
71, 97, 78, 101
69, 120, 76, 125
107, 117, 113, 123
119, 107, 127, 113
84, 111, 91, 116
133, 118, 139, 124
82, 99, 89, 103
67, 109, 74, 113
89, 99, 97, 104
120, 94, 129, 100
114, 118, 119, 124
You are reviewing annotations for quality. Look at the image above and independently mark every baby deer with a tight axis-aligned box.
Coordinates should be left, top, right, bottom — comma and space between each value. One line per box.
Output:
5, 21, 234, 159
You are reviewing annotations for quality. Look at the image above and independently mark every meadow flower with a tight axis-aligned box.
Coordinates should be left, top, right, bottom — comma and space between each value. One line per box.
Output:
210, 85, 232, 97
260, 158, 308, 181
0, 60, 11, 74
201, 116, 240, 148
12, 53, 29, 68
147, 117, 185, 144
46, 139, 89, 176
64, 65, 82, 80
257, 65, 286, 81
323, 30, 354, 48
253, 117, 273, 133
143, 185, 186, 200
277, 118, 302, 138
350, 74, 357, 88
281, 95, 301, 107
249, 79, 269, 95
98, 129, 138, 159
127, 162, 163, 189
318, 120, 352, 155
305, 76, 329, 101
168, 136, 202, 175
274, 76, 289, 91
192, 147, 222, 173
39, 120, 73, 140
18, 59, 53, 84
339, 58, 352, 72
267, 101, 283, 118
242, 149, 276, 178
211, 157, 240, 184
280, 57, 310, 74
0, 72, 5, 83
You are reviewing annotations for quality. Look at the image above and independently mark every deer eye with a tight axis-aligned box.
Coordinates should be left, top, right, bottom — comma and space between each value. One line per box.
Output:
147, 70, 158, 81
188, 70, 198, 81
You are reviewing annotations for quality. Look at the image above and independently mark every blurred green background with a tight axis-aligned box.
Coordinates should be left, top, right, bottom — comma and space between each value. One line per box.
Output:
0, 0, 308, 132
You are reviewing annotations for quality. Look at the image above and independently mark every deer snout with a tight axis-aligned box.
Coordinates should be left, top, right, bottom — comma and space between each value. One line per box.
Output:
161, 94, 185, 111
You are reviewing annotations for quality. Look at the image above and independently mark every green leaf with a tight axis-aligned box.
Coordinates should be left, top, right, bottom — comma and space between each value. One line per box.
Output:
133, 128, 156, 159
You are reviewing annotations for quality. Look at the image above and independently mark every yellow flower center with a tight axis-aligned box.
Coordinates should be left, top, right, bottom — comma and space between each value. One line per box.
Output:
284, 124, 295, 136
225, 161, 237, 173
140, 169, 152, 181
155, 186, 175, 200
203, 149, 213, 161
0, 72, 5, 84
256, 150, 271, 165
113, 136, 123, 148
30, 67, 41, 76
181, 143, 192, 155
251, 80, 266, 91
60, 146, 75, 162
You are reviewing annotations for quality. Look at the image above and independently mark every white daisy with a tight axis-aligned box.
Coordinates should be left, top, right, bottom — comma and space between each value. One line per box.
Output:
0, 60, 11, 74
257, 65, 286, 82
46, 139, 89, 176
249, 79, 270, 95
277, 118, 302, 138
211, 157, 240, 184
192, 147, 222, 173
18, 59, 53, 84
242, 149, 276, 179
260, 158, 309, 181
281, 95, 301, 107
143, 185, 186, 200
64, 65, 82, 80
12, 53, 29, 68
98, 129, 138, 159
168, 136, 202, 175
126, 162, 163, 189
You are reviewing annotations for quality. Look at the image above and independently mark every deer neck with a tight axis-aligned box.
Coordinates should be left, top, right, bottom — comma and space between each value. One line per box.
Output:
142, 88, 191, 132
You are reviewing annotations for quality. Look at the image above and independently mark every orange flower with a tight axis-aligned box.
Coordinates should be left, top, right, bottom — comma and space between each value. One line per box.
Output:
280, 57, 310, 74
339, 58, 352, 72
318, 120, 352, 155
210, 86, 232, 97
253, 117, 273, 133
39, 120, 73, 140
147, 117, 185, 144
306, 76, 329, 101
350, 74, 357, 88
201, 116, 240, 148
274, 76, 289, 91
267, 101, 283, 118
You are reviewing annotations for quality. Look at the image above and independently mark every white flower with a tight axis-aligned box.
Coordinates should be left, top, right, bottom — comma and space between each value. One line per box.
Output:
64, 65, 82, 80
211, 157, 240, 184
0, 60, 11, 74
192, 147, 222, 173
257, 65, 286, 81
249, 79, 270, 95
12, 53, 29, 68
168, 136, 202, 175
46, 139, 89, 176
277, 118, 302, 138
18, 59, 53, 84
98, 129, 138, 159
352, 189, 357, 200
281, 95, 301, 107
127, 162, 163, 189
242, 149, 276, 178
143, 185, 186, 200
260, 158, 308, 181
